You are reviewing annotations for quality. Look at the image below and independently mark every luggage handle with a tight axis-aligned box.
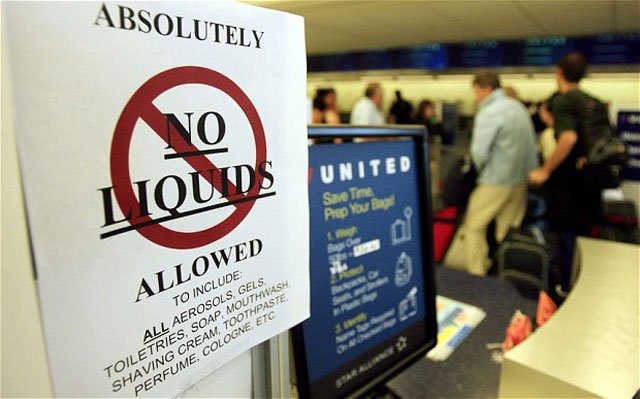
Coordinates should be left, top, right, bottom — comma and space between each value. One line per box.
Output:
530, 226, 546, 246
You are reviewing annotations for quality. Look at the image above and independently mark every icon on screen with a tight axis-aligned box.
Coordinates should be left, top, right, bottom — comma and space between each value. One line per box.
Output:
394, 252, 413, 287
399, 286, 418, 322
329, 260, 347, 275
391, 207, 413, 245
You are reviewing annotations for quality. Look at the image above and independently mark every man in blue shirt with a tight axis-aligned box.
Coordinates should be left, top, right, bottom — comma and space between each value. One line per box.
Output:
463, 71, 539, 275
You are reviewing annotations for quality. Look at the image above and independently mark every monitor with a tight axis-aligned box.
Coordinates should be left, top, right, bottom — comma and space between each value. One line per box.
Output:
292, 126, 438, 399
448, 41, 505, 68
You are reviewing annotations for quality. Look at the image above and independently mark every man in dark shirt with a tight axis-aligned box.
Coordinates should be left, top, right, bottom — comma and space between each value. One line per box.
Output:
528, 52, 601, 294
389, 90, 413, 124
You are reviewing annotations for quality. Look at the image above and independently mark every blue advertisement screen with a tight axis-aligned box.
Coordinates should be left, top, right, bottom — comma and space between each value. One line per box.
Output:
303, 139, 429, 395
618, 111, 640, 181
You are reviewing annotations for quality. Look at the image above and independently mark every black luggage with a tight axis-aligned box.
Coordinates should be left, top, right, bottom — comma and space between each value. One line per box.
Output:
442, 153, 477, 209
593, 200, 640, 244
496, 226, 553, 300
578, 96, 630, 190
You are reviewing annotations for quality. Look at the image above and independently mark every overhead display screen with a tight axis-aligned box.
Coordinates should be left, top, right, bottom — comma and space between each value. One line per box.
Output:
393, 44, 448, 69
505, 36, 577, 66
355, 49, 393, 70
579, 34, 640, 65
293, 127, 437, 399
448, 41, 505, 68
308, 53, 356, 72
307, 33, 640, 72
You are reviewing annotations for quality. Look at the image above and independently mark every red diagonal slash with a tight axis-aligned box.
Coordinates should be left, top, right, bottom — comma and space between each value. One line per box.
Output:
110, 66, 267, 250
138, 102, 246, 204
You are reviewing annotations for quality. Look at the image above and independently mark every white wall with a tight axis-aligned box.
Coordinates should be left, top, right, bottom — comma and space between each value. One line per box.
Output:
308, 72, 640, 118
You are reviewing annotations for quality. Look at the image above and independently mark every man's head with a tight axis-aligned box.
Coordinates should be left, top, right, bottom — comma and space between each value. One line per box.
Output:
555, 52, 587, 88
366, 83, 383, 106
472, 71, 500, 103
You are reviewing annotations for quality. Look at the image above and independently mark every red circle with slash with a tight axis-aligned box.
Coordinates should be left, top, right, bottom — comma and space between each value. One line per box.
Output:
110, 66, 266, 249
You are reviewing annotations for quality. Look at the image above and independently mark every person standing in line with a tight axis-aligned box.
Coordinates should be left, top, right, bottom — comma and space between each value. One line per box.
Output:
537, 94, 559, 161
389, 90, 413, 124
503, 86, 519, 100
350, 83, 385, 125
415, 99, 443, 138
528, 52, 601, 294
312, 88, 341, 124
463, 71, 539, 275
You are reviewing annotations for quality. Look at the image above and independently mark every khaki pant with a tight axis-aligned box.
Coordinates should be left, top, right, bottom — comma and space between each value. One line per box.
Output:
462, 184, 528, 275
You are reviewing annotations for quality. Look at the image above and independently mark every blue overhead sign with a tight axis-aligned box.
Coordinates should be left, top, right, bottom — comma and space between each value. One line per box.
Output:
393, 44, 448, 70
579, 34, 640, 65
307, 33, 640, 72
355, 49, 393, 70
505, 36, 577, 66
449, 41, 505, 68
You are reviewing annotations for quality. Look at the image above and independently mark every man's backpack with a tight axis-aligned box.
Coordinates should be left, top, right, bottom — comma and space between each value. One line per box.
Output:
578, 96, 629, 189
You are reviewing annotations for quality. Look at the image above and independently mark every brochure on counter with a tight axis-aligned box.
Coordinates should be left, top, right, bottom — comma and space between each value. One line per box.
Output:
427, 295, 486, 361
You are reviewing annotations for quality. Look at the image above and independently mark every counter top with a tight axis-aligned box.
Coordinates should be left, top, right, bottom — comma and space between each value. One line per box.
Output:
500, 238, 640, 398
388, 266, 537, 398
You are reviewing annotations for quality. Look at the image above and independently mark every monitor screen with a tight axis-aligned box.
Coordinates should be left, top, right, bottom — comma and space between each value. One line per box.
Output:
617, 111, 640, 181
293, 126, 437, 399
354, 49, 393, 70
504, 36, 577, 66
579, 33, 640, 65
308, 53, 356, 72
448, 41, 505, 68
393, 44, 448, 70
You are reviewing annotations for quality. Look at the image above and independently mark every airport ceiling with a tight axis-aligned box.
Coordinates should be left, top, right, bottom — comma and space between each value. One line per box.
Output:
242, 0, 640, 55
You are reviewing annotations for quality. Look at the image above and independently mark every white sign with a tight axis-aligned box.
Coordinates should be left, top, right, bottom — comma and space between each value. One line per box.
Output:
3, 1, 309, 397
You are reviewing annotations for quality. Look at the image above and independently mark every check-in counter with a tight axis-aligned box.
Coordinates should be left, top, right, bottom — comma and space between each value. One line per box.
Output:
499, 238, 639, 398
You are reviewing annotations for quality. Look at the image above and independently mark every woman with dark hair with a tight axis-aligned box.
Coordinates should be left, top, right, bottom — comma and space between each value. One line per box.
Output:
312, 88, 340, 124
415, 99, 442, 137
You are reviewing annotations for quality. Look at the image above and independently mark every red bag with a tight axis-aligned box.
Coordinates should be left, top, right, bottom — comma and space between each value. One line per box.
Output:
536, 290, 558, 327
503, 310, 532, 351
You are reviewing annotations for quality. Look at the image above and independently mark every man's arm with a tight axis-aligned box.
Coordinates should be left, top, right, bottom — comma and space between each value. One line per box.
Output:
528, 130, 578, 185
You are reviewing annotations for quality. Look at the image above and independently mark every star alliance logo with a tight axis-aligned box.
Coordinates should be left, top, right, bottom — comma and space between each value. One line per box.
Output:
396, 336, 407, 352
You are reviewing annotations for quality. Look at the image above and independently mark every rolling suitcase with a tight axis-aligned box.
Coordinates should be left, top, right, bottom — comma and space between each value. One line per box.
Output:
593, 200, 640, 244
496, 226, 552, 300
